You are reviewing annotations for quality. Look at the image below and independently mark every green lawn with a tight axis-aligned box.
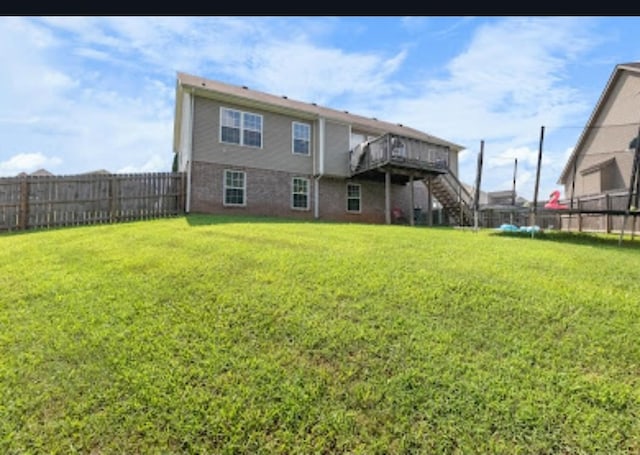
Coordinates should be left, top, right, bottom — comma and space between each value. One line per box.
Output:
2, 215, 640, 454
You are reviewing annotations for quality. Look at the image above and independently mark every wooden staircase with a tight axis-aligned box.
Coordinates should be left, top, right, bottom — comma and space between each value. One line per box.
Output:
427, 171, 474, 226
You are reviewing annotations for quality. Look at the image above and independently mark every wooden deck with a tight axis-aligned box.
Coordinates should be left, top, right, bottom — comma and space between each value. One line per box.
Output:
350, 133, 450, 183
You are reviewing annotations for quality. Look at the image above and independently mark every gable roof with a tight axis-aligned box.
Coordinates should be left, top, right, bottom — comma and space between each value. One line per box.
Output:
174, 71, 465, 153
558, 62, 640, 184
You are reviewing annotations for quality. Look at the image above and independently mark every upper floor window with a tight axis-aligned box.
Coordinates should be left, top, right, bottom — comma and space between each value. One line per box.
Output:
220, 107, 263, 148
292, 122, 311, 155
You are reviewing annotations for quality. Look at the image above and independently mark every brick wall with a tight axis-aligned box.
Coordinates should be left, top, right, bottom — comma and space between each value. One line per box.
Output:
190, 161, 415, 224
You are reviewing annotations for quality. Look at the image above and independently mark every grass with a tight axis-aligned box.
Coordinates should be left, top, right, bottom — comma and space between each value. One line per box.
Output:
2, 214, 640, 454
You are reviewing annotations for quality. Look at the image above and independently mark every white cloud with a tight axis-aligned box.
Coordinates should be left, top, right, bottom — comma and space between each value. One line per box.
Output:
0, 153, 62, 175
366, 17, 599, 198
0, 16, 608, 202
388, 18, 594, 145
232, 43, 407, 105
116, 154, 170, 174
488, 146, 552, 168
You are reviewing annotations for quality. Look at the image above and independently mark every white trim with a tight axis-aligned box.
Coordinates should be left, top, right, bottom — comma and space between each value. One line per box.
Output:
291, 176, 310, 210
223, 169, 247, 206
182, 89, 194, 213
346, 182, 361, 213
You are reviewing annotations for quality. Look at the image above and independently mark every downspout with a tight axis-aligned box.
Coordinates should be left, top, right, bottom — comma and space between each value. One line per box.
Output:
314, 117, 325, 219
185, 88, 195, 213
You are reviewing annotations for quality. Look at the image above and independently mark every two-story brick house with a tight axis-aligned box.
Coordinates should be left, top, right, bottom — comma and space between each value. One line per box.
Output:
172, 71, 472, 225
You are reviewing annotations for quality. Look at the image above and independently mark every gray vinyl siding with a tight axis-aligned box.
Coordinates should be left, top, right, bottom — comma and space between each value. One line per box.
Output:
448, 148, 458, 176
567, 71, 640, 198
572, 152, 630, 197
323, 121, 350, 177
192, 96, 314, 175
581, 169, 601, 195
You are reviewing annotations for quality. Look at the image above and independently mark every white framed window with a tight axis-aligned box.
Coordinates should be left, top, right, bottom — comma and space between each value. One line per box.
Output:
220, 107, 263, 148
347, 183, 361, 213
291, 177, 310, 210
223, 169, 246, 206
292, 122, 311, 155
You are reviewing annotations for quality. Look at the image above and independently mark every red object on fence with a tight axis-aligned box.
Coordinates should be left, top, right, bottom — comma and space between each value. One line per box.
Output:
544, 190, 568, 210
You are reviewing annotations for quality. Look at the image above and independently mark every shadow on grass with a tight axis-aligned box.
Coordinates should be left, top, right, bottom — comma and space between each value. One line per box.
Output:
185, 213, 340, 227
490, 229, 640, 250
0, 216, 176, 238
184, 213, 459, 229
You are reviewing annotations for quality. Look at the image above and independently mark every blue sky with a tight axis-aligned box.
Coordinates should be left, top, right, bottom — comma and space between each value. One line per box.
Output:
2, 16, 640, 201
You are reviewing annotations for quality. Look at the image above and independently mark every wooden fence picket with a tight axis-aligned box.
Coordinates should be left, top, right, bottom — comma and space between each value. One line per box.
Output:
0, 172, 186, 231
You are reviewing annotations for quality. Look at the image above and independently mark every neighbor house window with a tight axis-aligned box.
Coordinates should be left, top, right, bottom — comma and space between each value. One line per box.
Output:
347, 183, 361, 213
223, 170, 246, 206
220, 107, 263, 148
292, 177, 310, 210
292, 122, 311, 155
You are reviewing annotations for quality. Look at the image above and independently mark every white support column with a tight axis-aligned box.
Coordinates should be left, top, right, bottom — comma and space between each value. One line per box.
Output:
179, 89, 194, 213
314, 117, 325, 220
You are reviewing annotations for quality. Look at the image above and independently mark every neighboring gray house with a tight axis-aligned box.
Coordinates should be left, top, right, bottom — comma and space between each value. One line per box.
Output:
172, 72, 472, 225
558, 62, 640, 198
557, 62, 640, 232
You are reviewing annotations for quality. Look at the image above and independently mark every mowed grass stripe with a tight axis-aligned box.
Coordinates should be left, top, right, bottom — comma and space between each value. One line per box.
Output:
1, 215, 640, 453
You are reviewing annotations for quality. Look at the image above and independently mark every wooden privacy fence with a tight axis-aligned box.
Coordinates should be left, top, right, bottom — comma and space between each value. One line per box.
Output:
559, 191, 637, 233
0, 172, 186, 231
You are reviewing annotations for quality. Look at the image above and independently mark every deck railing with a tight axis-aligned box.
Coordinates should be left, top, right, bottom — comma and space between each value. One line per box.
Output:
437, 169, 474, 209
350, 133, 450, 174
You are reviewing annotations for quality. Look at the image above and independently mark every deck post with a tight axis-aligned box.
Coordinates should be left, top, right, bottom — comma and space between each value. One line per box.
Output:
409, 175, 415, 226
427, 177, 433, 226
605, 193, 611, 233
385, 169, 391, 225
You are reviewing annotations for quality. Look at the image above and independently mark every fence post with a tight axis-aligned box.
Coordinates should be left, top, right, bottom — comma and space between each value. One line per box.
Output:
18, 175, 29, 230
178, 172, 186, 214
109, 175, 120, 223
577, 197, 582, 232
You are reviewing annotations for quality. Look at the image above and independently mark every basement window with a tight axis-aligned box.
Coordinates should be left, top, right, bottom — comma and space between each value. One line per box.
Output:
347, 183, 361, 213
291, 177, 310, 210
223, 169, 246, 206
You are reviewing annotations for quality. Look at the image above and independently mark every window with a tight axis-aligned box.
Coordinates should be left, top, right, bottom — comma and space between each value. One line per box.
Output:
292, 177, 309, 210
223, 170, 246, 206
292, 122, 311, 155
347, 183, 361, 213
220, 107, 263, 148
